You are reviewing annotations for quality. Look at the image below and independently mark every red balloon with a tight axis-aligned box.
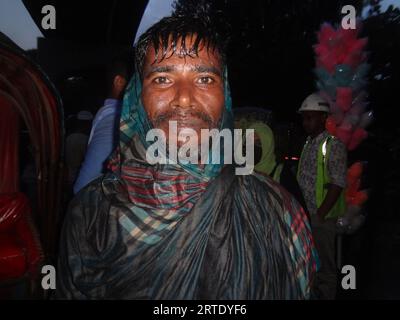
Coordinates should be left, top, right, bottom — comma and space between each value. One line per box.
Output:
336, 87, 353, 112
348, 162, 363, 180
348, 128, 368, 151
353, 191, 368, 206
336, 125, 352, 146
325, 116, 337, 135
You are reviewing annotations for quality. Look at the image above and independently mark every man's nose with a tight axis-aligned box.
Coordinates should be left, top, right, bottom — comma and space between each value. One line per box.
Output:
172, 83, 194, 109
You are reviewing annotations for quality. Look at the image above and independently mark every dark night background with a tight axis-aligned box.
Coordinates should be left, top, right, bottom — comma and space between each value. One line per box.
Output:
1, 0, 400, 299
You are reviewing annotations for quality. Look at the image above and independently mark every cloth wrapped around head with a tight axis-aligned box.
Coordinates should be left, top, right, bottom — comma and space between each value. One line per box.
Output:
247, 121, 277, 176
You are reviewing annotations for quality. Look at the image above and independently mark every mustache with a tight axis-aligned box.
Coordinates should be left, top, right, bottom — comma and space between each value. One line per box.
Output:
152, 109, 216, 128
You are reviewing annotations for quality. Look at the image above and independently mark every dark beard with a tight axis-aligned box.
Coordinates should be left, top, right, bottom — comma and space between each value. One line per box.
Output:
151, 108, 216, 129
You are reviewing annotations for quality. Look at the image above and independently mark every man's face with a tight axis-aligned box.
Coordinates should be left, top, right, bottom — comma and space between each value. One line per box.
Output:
141, 36, 225, 146
301, 111, 327, 136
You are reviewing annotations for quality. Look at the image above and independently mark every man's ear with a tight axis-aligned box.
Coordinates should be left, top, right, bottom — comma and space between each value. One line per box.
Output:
113, 75, 127, 90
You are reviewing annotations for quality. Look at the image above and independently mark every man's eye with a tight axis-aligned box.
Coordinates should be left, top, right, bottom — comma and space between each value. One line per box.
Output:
197, 77, 214, 85
153, 77, 171, 84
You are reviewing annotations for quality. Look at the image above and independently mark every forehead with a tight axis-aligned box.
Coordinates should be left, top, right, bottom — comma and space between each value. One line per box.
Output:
302, 111, 326, 119
143, 35, 222, 69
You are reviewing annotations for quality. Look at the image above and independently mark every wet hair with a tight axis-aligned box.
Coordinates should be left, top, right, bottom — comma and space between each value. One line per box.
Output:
135, 0, 230, 78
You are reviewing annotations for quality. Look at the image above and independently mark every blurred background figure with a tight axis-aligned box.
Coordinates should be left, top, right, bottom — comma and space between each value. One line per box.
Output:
247, 121, 309, 218
64, 111, 93, 191
73, 56, 133, 194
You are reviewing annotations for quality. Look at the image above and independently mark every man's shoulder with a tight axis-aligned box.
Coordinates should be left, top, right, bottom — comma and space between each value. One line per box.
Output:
94, 102, 120, 121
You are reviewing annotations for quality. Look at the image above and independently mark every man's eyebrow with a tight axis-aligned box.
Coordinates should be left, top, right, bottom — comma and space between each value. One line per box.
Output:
192, 65, 222, 77
144, 65, 222, 78
144, 65, 176, 77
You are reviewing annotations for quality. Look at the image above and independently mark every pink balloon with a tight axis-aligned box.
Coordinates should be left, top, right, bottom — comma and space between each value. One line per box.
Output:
318, 23, 337, 45
318, 54, 336, 74
348, 128, 368, 151
336, 125, 352, 146
332, 111, 344, 125
336, 87, 353, 112
329, 103, 344, 124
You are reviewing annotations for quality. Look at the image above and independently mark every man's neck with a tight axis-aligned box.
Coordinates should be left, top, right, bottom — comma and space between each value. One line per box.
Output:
309, 129, 326, 139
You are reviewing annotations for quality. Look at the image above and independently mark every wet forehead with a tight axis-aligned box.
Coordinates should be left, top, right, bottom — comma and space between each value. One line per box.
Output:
143, 37, 223, 75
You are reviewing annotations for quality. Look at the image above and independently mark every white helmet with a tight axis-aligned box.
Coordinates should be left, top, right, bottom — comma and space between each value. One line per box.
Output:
298, 93, 330, 113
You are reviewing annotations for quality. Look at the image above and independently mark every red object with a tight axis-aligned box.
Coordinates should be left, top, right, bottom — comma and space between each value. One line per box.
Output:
325, 116, 337, 135
345, 161, 368, 206
336, 124, 352, 146
0, 42, 64, 259
0, 193, 43, 282
347, 162, 363, 182
0, 96, 19, 194
348, 127, 368, 151
336, 87, 353, 112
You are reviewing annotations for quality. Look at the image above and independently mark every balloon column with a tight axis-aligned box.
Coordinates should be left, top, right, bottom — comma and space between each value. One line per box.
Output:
314, 22, 373, 151
314, 22, 373, 234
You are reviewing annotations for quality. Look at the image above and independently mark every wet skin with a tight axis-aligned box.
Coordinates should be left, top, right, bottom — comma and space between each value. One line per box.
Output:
141, 36, 225, 147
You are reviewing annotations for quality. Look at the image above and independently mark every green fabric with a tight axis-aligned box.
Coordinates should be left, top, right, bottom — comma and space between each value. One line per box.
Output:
272, 163, 283, 183
247, 122, 277, 176
316, 136, 347, 219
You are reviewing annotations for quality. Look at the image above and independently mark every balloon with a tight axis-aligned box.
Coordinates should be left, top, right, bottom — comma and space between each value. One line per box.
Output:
315, 68, 331, 83
348, 128, 368, 151
354, 191, 368, 206
336, 87, 353, 112
337, 25, 359, 44
343, 52, 363, 69
336, 124, 352, 146
325, 99, 343, 124
317, 23, 337, 45
349, 103, 366, 117
346, 177, 361, 199
334, 64, 353, 87
349, 38, 368, 56
352, 90, 368, 105
316, 79, 336, 97
343, 113, 360, 127
351, 64, 370, 92
332, 110, 344, 125
318, 53, 336, 74
359, 111, 374, 129
348, 162, 363, 180
325, 116, 337, 135
315, 68, 337, 96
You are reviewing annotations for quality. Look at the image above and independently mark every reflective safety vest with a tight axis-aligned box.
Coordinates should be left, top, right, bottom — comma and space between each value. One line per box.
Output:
298, 135, 347, 219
